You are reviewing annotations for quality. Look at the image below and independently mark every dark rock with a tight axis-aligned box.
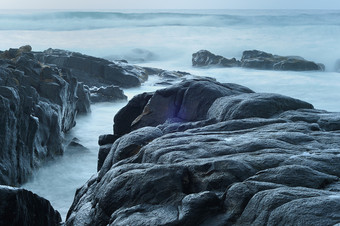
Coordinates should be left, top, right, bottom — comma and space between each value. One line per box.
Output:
0, 47, 91, 185
192, 49, 325, 71
113, 92, 154, 136
0, 185, 61, 226
192, 50, 240, 67
76, 83, 91, 114
67, 137, 89, 152
235, 187, 340, 226
129, 78, 254, 131
90, 85, 127, 103
242, 50, 324, 71
207, 93, 314, 121
98, 134, 119, 146
97, 144, 113, 172
66, 78, 340, 225
247, 165, 338, 189
34, 48, 141, 88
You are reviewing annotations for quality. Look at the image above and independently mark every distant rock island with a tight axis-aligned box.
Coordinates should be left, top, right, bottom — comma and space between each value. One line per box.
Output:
193, 49, 325, 71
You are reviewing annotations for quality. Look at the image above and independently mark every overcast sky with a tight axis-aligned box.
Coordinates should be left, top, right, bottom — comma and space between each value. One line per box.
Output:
1, 0, 340, 10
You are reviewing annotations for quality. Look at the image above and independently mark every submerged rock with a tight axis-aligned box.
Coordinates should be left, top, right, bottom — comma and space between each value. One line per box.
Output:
65, 79, 340, 225
0, 47, 91, 185
0, 185, 61, 226
192, 49, 325, 71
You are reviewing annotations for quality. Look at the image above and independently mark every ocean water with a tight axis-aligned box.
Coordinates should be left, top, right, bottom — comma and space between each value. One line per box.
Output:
0, 9, 337, 220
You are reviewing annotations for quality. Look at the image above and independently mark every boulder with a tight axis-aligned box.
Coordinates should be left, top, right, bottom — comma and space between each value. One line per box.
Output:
66, 79, 340, 225
0, 185, 61, 226
192, 50, 240, 67
207, 93, 314, 121
126, 78, 253, 132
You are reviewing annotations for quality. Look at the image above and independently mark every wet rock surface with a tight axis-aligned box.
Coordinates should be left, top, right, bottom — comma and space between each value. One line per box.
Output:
193, 49, 325, 71
66, 79, 340, 225
89, 85, 127, 103
0, 185, 62, 226
0, 46, 91, 186
34, 48, 142, 88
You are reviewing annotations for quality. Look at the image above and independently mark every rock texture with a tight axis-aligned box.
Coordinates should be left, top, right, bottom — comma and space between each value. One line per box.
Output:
89, 85, 127, 103
0, 46, 91, 185
34, 48, 142, 88
192, 50, 240, 67
193, 49, 325, 71
66, 79, 340, 225
0, 185, 61, 226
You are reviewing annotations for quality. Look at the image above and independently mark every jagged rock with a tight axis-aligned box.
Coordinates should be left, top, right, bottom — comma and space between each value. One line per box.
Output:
65, 79, 340, 225
34, 48, 142, 88
90, 85, 127, 103
192, 49, 325, 71
76, 83, 91, 114
192, 50, 240, 67
0, 185, 61, 226
0, 47, 91, 185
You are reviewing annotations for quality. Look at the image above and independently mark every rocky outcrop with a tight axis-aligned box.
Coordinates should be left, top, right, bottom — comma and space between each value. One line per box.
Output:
193, 49, 325, 71
113, 78, 253, 135
34, 49, 143, 88
0, 185, 61, 226
66, 79, 340, 225
0, 46, 91, 185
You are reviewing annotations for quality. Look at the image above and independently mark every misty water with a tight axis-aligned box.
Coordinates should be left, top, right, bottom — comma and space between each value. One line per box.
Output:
0, 9, 338, 220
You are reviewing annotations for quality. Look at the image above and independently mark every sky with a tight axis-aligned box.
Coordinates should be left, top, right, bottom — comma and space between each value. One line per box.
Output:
1, 0, 340, 10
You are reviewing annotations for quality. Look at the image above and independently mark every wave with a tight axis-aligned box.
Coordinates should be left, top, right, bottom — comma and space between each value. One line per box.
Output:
0, 10, 340, 31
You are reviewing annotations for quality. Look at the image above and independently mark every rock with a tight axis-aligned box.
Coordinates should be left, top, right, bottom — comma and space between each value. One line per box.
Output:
0, 185, 61, 226
0, 47, 91, 185
235, 187, 340, 226
66, 137, 89, 152
98, 134, 119, 146
207, 93, 314, 121
192, 49, 325, 71
192, 50, 240, 67
66, 79, 340, 226
129, 78, 254, 131
113, 92, 154, 136
0, 45, 32, 60
34, 48, 142, 88
241, 50, 325, 71
76, 83, 91, 114
90, 85, 127, 103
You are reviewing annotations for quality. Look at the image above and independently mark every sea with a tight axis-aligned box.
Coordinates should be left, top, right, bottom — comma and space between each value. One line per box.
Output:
0, 9, 339, 220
